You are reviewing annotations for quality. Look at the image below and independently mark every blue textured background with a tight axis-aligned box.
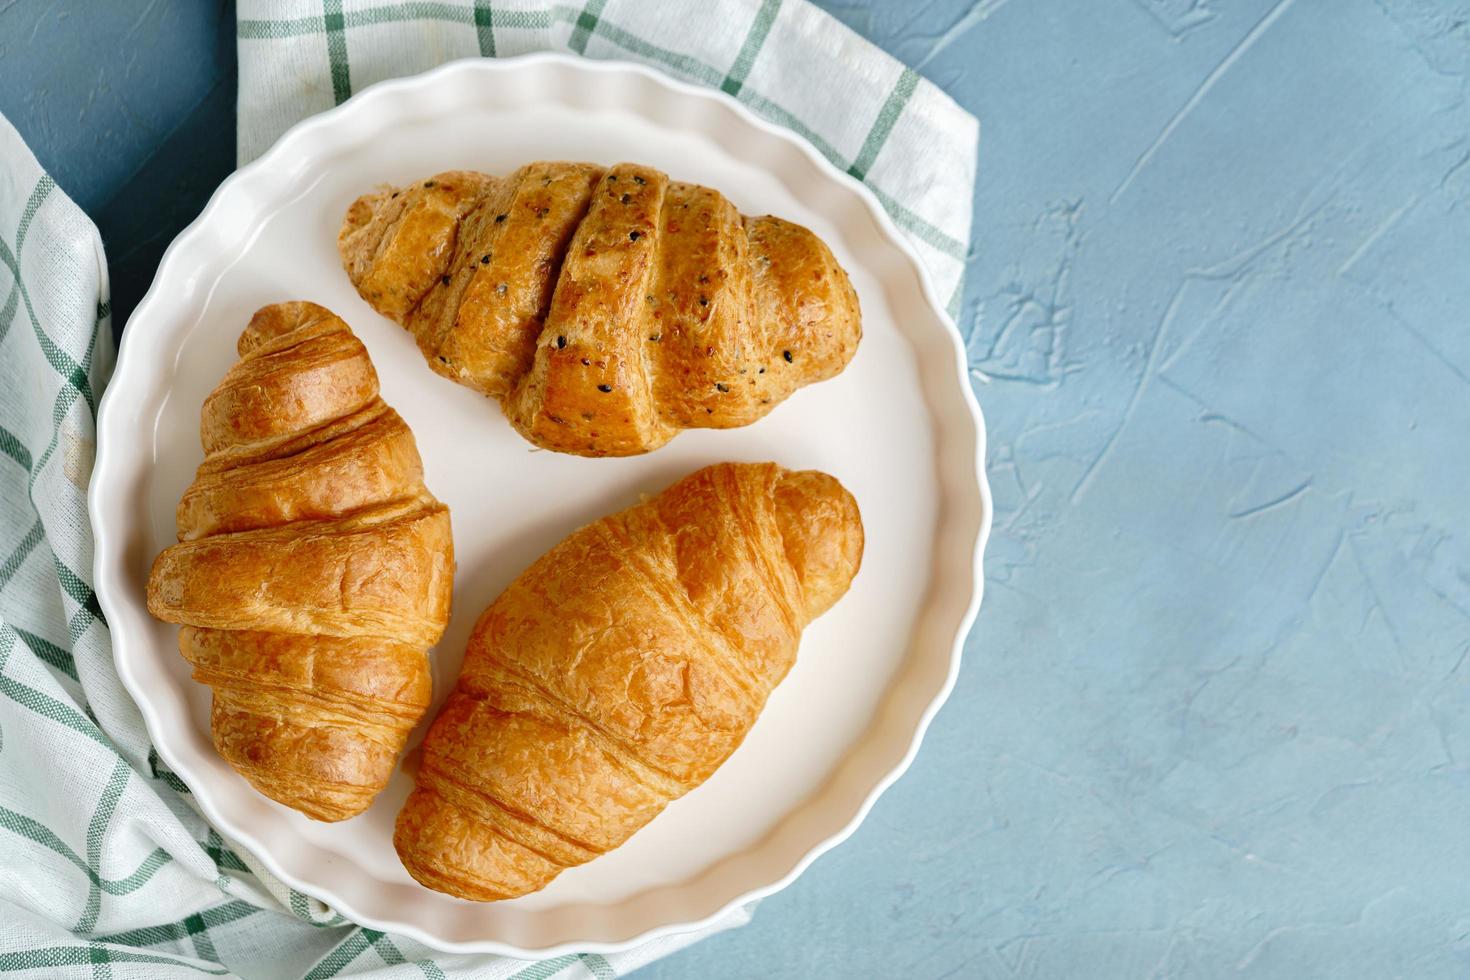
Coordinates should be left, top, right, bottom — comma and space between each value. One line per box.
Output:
5, 0, 1470, 976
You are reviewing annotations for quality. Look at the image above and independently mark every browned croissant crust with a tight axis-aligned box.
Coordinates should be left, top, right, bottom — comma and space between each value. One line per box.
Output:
146, 302, 454, 821
394, 461, 862, 900
338, 162, 861, 457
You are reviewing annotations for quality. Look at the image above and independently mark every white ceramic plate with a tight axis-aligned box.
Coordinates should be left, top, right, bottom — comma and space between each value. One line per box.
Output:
91, 54, 990, 956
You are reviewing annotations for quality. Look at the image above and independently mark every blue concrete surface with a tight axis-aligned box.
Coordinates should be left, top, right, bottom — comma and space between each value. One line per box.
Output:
0, 0, 236, 334
5, 0, 1470, 976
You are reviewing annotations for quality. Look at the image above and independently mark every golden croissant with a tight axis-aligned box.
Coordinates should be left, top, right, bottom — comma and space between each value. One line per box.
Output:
146, 302, 454, 821
394, 461, 863, 900
338, 161, 861, 457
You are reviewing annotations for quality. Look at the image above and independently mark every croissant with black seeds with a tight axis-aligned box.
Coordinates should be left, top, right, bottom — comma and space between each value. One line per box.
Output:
338, 162, 861, 457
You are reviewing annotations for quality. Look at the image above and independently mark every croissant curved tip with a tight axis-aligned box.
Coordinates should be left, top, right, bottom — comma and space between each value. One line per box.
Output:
394, 789, 556, 901
241, 771, 374, 823
238, 301, 341, 356
341, 190, 381, 237
773, 468, 864, 622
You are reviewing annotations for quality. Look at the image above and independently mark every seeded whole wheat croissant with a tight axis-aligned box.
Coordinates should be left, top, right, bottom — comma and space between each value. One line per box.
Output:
338, 162, 861, 457
394, 461, 863, 900
146, 302, 454, 822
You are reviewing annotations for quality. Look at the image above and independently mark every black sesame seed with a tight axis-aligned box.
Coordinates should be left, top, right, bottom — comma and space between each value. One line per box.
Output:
698, 274, 709, 283
556, 335, 567, 349
391, 191, 400, 199
706, 407, 714, 413
758, 367, 765, 374
495, 213, 507, 223
607, 174, 617, 181
698, 296, 708, 306
423, 180, 436, 187
783, 349, 793, 362
716, 383, 730, 393
629, 230, 641, 241
633, 175, 646, 185
581, 358, 591, 366
597, 384, 613, 393
649, 334, 661, 342
480, 254, 491, 264
621, 193, 631, 204
441, 275, 451, 285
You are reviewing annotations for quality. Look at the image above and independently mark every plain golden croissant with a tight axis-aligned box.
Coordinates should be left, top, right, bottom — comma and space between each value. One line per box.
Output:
394, 461, 863, 900
146, 301, 454, 821
338, 161, 861, 457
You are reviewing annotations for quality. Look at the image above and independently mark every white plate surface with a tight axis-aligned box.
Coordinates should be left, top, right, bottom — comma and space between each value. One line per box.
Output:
91, 54, 990, 955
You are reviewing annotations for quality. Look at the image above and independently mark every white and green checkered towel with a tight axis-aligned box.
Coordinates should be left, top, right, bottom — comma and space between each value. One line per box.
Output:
0, 1, 977, 976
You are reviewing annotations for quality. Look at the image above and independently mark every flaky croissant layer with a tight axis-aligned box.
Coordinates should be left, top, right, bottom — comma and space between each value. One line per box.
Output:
394, 461, 863, 900
339, 161, 861, 457
147, 302, 453, 821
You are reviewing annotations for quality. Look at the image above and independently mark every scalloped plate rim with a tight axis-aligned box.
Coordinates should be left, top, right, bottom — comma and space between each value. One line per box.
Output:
90, 52, 992, 957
